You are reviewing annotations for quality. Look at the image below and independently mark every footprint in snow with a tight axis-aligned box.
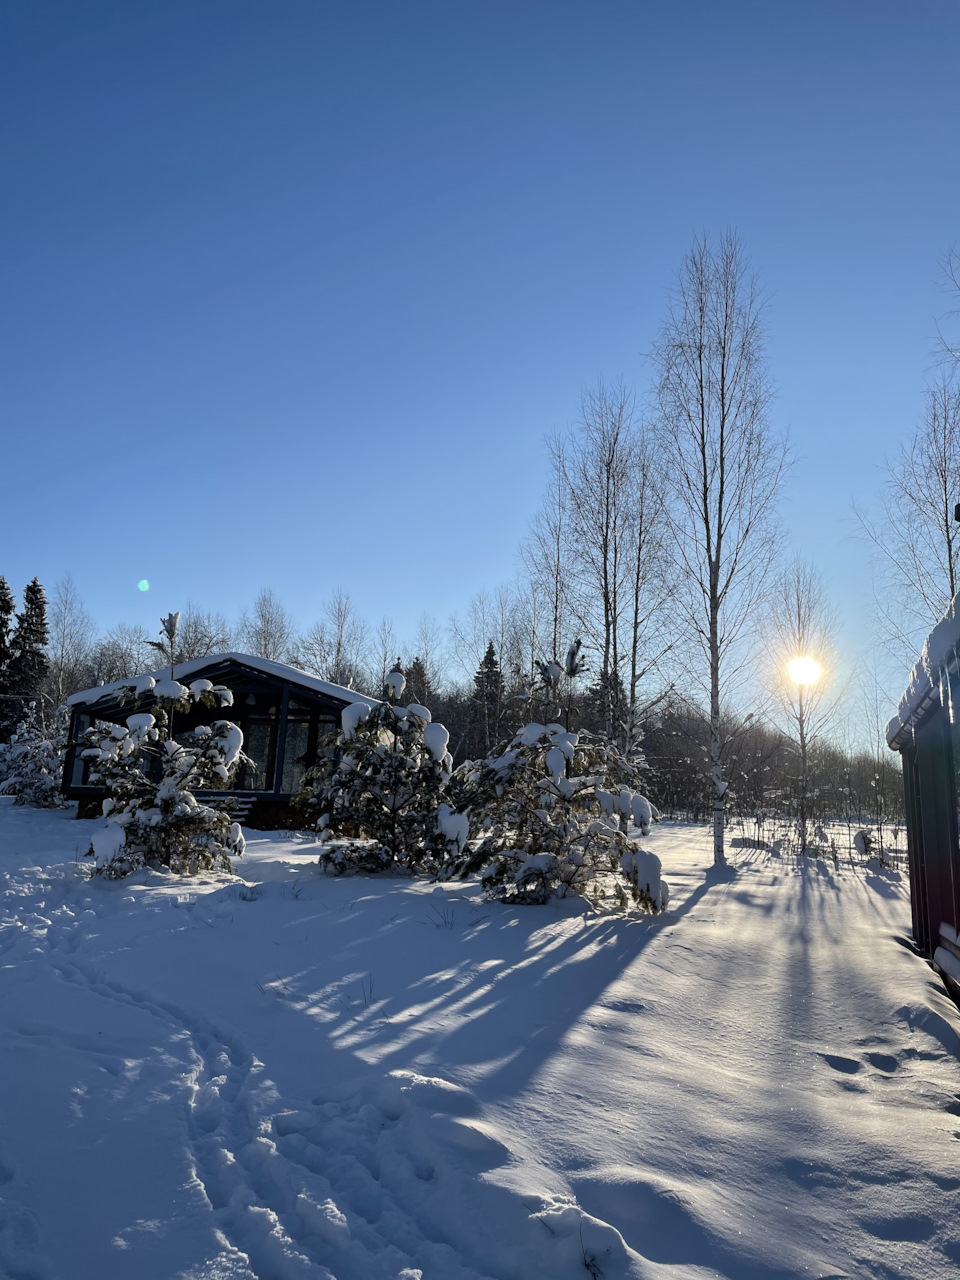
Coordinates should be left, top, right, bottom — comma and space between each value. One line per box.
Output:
819, 1052, 861, 1074
864, 1051, 899, 1073
861, 1212, 936, 1243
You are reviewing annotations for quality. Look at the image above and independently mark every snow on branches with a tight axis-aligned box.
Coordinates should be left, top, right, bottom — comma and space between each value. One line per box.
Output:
81, 681, 245, 878
302, 691, 466, 875
0, 702, 68, 809
446, 722, 667, 910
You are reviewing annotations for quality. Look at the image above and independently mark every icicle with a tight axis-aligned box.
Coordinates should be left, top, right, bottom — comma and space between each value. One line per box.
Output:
948, 662, 956, 726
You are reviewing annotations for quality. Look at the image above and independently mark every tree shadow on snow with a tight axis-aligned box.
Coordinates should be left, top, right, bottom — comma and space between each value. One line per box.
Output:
351, 862, 741, 1103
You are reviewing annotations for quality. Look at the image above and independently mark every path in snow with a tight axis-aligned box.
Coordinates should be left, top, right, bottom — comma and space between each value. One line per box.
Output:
1, 802, 959, 1279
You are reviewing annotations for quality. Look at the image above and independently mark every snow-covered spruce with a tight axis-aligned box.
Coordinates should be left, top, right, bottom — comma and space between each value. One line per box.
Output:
301, 670, 466, 874
0, 702, 68, 809
81, 681, 245, 878
445, 722, 666, 910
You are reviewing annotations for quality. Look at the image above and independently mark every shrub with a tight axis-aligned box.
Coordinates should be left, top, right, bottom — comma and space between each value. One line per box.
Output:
0, 703, 68, 809
301, 674, 467, 875
81, 678, 245, 878
444, 722, 667, 910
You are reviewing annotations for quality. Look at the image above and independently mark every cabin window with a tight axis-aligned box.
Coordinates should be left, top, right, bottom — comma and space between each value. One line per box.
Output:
282, 714, 311, 794
70, 714, 91, 785
241, 718, 277, 790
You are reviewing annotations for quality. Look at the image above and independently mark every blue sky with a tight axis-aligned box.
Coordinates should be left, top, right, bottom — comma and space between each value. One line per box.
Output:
3, 0, 959, 678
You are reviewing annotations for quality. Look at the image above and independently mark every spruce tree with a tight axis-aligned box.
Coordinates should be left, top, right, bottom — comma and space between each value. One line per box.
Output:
404, 655, 433, 707
0, 577, 15, 695
471, 641, 503, 756
302, 672, 460, 874
8, 579, 50, 699
0, 703, 68, 808
81, 679, 245, 878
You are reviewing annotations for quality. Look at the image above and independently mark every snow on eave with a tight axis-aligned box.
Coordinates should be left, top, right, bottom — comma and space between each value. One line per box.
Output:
886, 594, 960, 750
66, 652, 381, 712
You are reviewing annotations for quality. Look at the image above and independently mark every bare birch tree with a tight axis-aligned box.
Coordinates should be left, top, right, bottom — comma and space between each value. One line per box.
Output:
87, 623, 154, 684
448, 586, 521, 684
371, 616, 398, 695
46, 574, 92, 704
412, 612, 446, 692
854, 377, 960, 670
560, 383, 636, 739
291, 589, 368, 687
238, 588, 296, 662
521, 451, 569, 665
175, 603, 233, 661
653, 232, 788, 867
768, 560, 844, 851
522, 387, 670, 746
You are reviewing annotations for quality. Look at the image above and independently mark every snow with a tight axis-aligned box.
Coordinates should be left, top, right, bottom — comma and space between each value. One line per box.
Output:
436, 803, 469, 855
887, 591, 960, 746
620, 846, 667, 910
152, 678, 190, 701
421, 721, 449, 763
384, 671, 406, 701
340, 702, 369, 741
517, 722, 546, 746
67, 653, 380, 713
212, 721, 245, 769
545, 745, 566, 783
125, 712, 156, 734
89, 820, 126, 866
630, 793, 655, 836
934, 946, 960, 985
2, 804, 960, 1279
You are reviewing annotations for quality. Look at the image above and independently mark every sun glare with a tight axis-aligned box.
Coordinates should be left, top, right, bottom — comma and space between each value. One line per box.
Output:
788, 656, 821, 686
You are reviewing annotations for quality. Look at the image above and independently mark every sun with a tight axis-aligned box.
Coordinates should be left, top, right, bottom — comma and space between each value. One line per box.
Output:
788, 656, 821, 686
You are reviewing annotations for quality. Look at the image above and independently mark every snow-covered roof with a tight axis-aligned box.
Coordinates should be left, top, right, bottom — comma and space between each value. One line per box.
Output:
67, 652, 380, 711
886, 595, 960, 749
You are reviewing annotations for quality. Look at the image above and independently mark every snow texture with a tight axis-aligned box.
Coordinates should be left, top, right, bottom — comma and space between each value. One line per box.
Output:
888, 591, 960, 746
1, 806, 959, 1280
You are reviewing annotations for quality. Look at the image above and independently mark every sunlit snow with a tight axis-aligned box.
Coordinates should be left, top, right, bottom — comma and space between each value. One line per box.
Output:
1, 802, 958, 1279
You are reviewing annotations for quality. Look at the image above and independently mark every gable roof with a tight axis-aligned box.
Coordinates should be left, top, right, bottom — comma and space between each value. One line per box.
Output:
67, 651, 380, 712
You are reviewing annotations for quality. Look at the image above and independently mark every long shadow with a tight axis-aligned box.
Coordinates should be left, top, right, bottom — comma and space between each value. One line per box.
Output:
351, 861, 740, 1103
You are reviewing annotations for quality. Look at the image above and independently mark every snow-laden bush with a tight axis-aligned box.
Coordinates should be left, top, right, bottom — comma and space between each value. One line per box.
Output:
444, 722, 666, 910
0, 702, 68, 808
301, 673, 467, 875
81, 679, 245, 878
853, 829, 873, 860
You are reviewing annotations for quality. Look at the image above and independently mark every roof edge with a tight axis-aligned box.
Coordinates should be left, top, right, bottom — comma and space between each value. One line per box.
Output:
67, 652, 380, 711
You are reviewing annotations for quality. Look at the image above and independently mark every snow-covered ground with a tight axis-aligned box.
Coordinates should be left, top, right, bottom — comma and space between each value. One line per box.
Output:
2, 801, 959, 1280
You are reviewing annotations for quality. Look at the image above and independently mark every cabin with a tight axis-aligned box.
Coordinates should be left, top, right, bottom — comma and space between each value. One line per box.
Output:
63, 652, 378, 828
887, 596, 960, 986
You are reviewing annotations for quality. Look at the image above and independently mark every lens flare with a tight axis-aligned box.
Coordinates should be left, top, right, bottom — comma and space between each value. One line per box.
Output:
137, 579, 150, 592
788, 656, 820, 686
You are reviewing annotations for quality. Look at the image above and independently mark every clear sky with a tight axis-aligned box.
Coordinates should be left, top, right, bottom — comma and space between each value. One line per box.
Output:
3, 0, 960, 684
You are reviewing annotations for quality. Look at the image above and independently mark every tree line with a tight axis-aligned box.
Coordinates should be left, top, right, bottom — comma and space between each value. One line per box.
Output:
15, 227, 960, 861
